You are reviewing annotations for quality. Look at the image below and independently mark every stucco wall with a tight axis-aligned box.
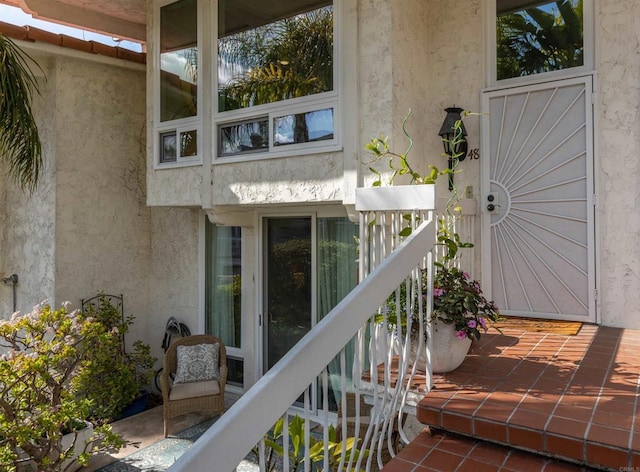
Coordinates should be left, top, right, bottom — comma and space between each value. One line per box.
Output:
147, 166, 202, 207
0, 60, 56, 317
52, 55, 151, 342
147, 207, 201, 364
424, 0, 484, 198
0, 46, 156, 352
211, 152, 344, 205
390, 0, 429, 180
422, 0, 484, 278
357, 0, 394, 189
595, 0, 640, 328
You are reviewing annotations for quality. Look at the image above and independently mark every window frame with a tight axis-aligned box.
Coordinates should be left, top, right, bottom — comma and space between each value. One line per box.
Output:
153, 0, 204, 169
216, 99, 340, 162
486, 0, 595, 87
212, 0, 341, 163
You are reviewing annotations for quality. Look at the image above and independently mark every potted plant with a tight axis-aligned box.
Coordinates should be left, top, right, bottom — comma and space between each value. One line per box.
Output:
74, 294, 157, 424
363, 109, 501, 373
252, 414, 368, 472
0, 301, 124, 472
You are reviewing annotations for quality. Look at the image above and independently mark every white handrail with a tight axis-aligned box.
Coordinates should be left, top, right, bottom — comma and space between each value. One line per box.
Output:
167, 216, 436, 472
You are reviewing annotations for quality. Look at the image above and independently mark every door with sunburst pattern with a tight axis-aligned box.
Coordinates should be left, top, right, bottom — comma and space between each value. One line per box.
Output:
481, 76, 596, 322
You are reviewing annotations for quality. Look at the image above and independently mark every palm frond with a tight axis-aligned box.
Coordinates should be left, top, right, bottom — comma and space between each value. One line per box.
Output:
0, 33, 43, 192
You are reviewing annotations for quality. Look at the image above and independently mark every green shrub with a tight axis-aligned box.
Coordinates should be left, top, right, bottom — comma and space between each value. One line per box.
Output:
0, 302, 124, 472
74, 294, 156, 424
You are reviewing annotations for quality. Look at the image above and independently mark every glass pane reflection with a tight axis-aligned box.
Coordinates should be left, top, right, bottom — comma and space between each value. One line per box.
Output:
219, 118, 269, 156
496, 0, 583, 80
160, 0, 198, 122
218, 1, 333, 112
274, 108, 334, 146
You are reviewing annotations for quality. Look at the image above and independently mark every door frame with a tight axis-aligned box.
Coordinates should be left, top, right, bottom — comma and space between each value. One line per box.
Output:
480, 74, 598, 323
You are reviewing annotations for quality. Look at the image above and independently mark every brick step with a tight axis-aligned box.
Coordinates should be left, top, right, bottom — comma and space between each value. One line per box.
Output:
410, 326, 640, 470
382, 427, 598, 472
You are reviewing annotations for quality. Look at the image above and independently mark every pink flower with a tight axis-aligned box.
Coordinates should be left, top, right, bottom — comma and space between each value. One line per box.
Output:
467, 319, 477, 329
478, 317, 488, 331
433, 288, 444, 297
463, 272, 470, 280
456, 329, 467, 340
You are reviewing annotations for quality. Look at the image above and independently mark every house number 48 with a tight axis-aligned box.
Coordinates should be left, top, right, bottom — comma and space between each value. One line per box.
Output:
467, 148, 480, 160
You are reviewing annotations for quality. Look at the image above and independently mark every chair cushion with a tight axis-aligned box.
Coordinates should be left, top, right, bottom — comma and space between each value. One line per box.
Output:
174, 343, 220, 384
169, 380, 220, 401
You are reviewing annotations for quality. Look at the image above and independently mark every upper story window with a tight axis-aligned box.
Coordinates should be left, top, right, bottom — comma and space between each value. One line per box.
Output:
217, 1, 333, 111
154, 0, 339, 166
156, 0, 201, 166
215, 0, 338, 159
495, 0, 587, 82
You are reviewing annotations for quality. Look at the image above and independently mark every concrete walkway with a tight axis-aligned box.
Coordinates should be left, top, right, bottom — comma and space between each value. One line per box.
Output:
86, 393, 240, 471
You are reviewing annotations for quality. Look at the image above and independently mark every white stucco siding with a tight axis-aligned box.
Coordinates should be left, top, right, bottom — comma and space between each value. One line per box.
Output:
424, 0, 483, 202
52, 56, 151, 341
595, 0, 640, 328
421, 0, 484, 278
0, 66, 56, 317
148, 207, 200, 364
211, 152, 344, 205
147, 166, 203, 207
357, 0, 395, 188
390, 0, 429, 181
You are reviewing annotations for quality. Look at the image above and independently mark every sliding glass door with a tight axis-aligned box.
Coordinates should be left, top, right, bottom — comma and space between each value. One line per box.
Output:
262, 215, 358, 411
263, 217, 313, 372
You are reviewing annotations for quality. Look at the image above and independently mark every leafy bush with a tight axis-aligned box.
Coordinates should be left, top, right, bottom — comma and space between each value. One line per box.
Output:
0, 302, 124, 472
73, 294, 156, 424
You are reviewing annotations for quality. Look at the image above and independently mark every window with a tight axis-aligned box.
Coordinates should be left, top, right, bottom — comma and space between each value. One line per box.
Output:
156, 0, 201, 166
274, 108, 334, 147
205, 222, 243, 387
496, 0, 584, 81
219, 117, 269, 157
217, 0, 333, 112
215, 0, 337, 159
154, 0, 340, 165
159, 128, 199, 163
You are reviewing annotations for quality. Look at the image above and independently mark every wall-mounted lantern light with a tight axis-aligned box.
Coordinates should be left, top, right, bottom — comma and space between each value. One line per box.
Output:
438, 106, 468, 191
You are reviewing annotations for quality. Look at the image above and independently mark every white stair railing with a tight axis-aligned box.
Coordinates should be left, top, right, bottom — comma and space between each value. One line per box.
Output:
168, 186, 437, 472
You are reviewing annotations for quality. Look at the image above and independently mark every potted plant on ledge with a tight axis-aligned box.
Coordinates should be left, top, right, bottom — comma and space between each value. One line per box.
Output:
364, 109, 501, 373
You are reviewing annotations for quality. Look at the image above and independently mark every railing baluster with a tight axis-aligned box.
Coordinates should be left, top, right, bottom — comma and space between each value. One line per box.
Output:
283, 413, 289, 472
304, 390, 310, 472
258, 437, 266, 472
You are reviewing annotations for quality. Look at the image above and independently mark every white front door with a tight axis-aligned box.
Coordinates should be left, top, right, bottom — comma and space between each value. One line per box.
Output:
481, 75, 596, 322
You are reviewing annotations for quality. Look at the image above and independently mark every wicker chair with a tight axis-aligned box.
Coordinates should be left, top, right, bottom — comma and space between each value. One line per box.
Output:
161, 334, 227, 437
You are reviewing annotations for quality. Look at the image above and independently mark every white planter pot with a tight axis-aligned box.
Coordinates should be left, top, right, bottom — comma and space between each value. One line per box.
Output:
16, 421, 94, 472
61, 421, 94, 472
410, 322, 472, 374
431, 322, 472, 373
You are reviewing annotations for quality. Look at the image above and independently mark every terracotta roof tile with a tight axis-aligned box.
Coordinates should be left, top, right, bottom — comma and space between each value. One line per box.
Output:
24, 25, 62, 46
60, 34, 92, 53
0, 20, 146, 64
0, 22, 29, 41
